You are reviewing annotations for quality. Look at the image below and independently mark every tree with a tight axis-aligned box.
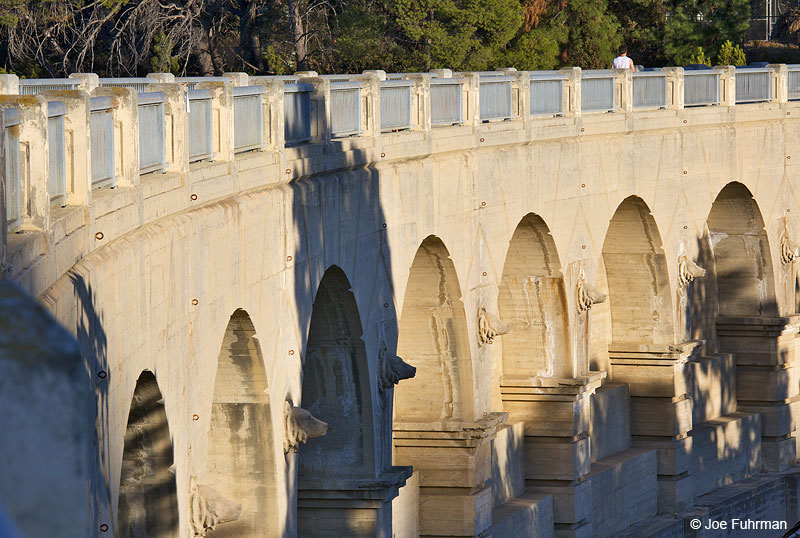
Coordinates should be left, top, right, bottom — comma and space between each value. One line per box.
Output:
663, 0, 750, 65
608, 0, 665, 67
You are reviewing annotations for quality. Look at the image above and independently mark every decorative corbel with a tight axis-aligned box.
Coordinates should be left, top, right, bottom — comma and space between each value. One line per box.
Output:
478, 306, 510, 345
678, 255, 706, 287
378, 341, 416, 408
781, 226, 799, 265
283, 400, 328, 454
576, 269, 606, 313
189, 476, 242, 537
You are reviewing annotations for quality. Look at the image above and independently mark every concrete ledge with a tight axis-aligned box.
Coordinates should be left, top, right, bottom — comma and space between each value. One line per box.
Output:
485, 492, 555, 538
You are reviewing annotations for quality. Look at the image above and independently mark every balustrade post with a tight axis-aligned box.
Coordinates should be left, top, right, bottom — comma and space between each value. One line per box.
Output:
559, 67, 581, 116
616, 69, 633, 112
0, 96, 50, 231
68, 74, 99, 93
0, 74, 19, 95
363, 69, 387, 81
91, 87, 139, 188
499, 68, 531, 119
249, 78, 285, 151
770, 64, 789, 104
39, 90, 92, 206
718, 66, 736, 106
297, 76, 331, 145
401, 75, 431, 134
663, 67, 684, 110
349, 73, 380, 137
195, 81, 234, 163
147, 73, 176, 84
461, 72, 480, 127
144, 83, 189, 174
222, 72, 249, 87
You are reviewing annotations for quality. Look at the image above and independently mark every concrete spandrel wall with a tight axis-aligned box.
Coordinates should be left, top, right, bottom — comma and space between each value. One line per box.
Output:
9, 94, 800, 534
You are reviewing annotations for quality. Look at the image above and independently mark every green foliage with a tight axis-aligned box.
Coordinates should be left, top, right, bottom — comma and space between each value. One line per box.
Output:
715, 40, 746, 66
557, 0, 621, 68
150, 32, 181, 75
688, 46, 709, 65
263, 46, 290, 75
608, 0, 665, 66
664, 0, 750, 65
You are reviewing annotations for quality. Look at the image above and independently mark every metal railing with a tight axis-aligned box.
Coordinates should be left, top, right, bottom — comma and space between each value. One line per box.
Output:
479, 76, 513, 121
4, 108, 21, 230
47, 101, 67, 204
99, 78, 152, 93
735, 68, 772, 103
187, 89, 213, 163
530, 72, 564, 116
788, 66, 800, 101
233, 86, 264, 153
20, 79, 79, 95
431, 78, 463, 126
581, 71, 615, 112
284, 83, 312, 145
89, 97, 115, 188
329, 82, 361, 138
684, 70, 720, 106
632, 71, 666, 109
138, 92, 166, 175
380, 80, 412, 132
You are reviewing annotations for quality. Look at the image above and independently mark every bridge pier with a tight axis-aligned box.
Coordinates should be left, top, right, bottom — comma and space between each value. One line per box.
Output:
718, 315, 800, 471
393, 414, 507, 536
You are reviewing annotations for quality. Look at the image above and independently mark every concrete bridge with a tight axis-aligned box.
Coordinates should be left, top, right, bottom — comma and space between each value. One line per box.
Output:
2, 65, 800, 537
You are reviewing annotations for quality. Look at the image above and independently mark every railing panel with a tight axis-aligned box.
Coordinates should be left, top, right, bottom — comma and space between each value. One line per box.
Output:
789, 67, 800, 101
430, 80, 463, 126
632, 73, 666, 109
581, 73, 615, 112
684, 72, 720, 106
4, 110, 21, 229
188, 90, 213, 162
90, 97, 115, 188
735, 69, 772, 103
479, 78, 513, 121
380, 81, 412, 131
284, 84, 312, 145
99, 78, 152, 93
47, 102, 67, 204
330, 82, 361, 137
233, 86, 263, 153
530, 75, 564, 116
19, 79, 78, 95
139, 92, 166, 175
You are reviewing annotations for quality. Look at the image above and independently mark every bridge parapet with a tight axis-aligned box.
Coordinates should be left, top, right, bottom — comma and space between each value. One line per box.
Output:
0, 64, 797, 295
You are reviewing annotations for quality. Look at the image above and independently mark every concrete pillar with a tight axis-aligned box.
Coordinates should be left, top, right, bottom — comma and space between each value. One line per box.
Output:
90, 87, 139, 188
349, 73, 380, 137
501, 374, 603, 536
609, 342, 698, 513
249, 78, 285, 151
430, 69, 452, 79
663, 67, 684, 110
222, 72, 249, 87
195, 80, 234, 163
38, 90, 92, 207
770, 64, 789, 103
142, 83, 189, 174
297, 467, 411, 537
147, 73, 175, 84
0, 95, 50, 231
718, 315, 800, 471
616, 69, 633, 112
68, 73, 99, 93
503, 70, 530, 119
402, 74, 432, 132
363, 70, 387, 81
393, 413, 507, 536
718, 66, 736, 106
0, 74, 19, 95
560, 67, 581, 116
461, 72, 480, 127
297, 76, 331, 145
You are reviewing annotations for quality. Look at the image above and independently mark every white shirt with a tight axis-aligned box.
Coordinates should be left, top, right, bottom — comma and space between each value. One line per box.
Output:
612, 55, 633, 70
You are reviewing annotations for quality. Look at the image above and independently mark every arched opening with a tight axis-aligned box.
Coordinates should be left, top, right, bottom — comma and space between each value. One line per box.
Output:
498, 214, 572, 378
207, 309, 277, 537
601, 197, 674, 347
395, 236, 474, 422
706, 182, 777, 319
299, 266, 374, 479
117, 371, 178, 538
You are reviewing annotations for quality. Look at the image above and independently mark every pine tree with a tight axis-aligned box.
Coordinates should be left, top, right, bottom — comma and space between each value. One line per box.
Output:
664, 0, 750, 65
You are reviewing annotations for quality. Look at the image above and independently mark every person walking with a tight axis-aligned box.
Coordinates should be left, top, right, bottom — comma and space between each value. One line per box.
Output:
612, 45, 635, 71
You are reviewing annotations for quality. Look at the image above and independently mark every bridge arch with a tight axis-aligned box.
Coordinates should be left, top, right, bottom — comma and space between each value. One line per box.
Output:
117, 371, 178, 538
206, 309, 278, 537
602, 196, 675, 348
706, 182, 778, 319
395, 236, 474, 422
499, 213, 572, 378
299, 265, 375, 478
